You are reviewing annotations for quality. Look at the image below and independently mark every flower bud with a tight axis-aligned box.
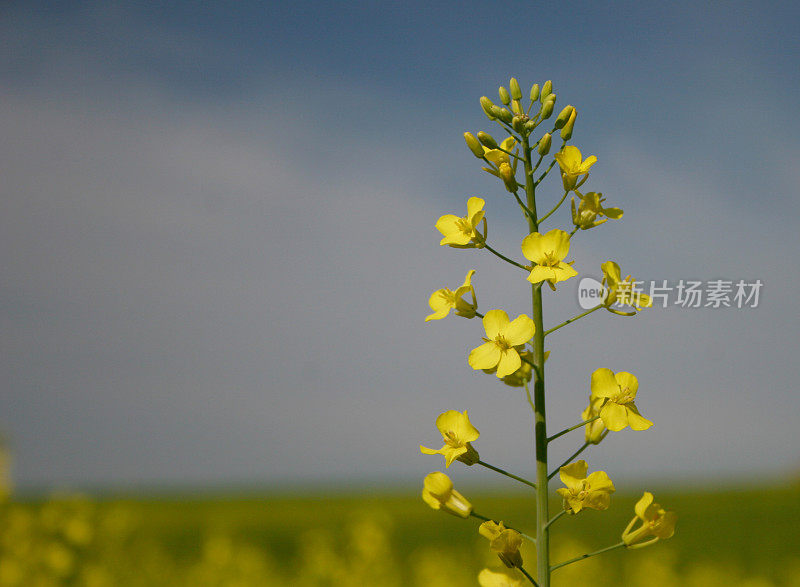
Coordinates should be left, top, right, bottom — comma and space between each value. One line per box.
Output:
560, 108, 577, 140
499, 162, 517, 192
494, 107, 513, 124
540, 97, 555, 120
541, 80, 553, 100
510, 100, 523, 115
498, 86, 510, 105
554, 105, 574, 129
530, 83, 540, 102
524, 120, 537, 132
509, 78, 522, 100
537, 133, 552, 155
477, 131, 498, 149
512, 115, 525, 133
464, 132, 485, 158
480, 96, 496, 120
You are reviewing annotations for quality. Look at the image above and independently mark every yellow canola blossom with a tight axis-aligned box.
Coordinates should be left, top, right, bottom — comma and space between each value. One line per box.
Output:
468, 310, 535, 378
425, 270, 478, 322
483, 137, 517, 167
420, 410, 480, 468
556, 460, 615, 514
554, 145, 597, 191
421, 472, 473, 518
590, 368, 653, 432
435, 197, 486, 248
521, 229, 578, 286
622, 492, 677, 549
478, 521, 523, 569
571, 191, 623, 230
601, 261, 652, 314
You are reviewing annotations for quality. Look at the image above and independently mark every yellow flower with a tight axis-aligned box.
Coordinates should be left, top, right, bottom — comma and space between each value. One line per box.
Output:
420, 410, 480, 467
590, 368, 653, 432
554, 145, 597, 191
581, 395, 607, 444
601, 261, 652, 315
421, 471, 473, 518
435, 197, 486, 248
622, 492, 677, 548
468, 310, 535, 378
521, 229, 578, 286
556, 460, 615, 514
479, 521, 523, 568
483, 137, 517, 167
478, 567, 525, 587
425, 270, 478, 322
571, 191, 623, 230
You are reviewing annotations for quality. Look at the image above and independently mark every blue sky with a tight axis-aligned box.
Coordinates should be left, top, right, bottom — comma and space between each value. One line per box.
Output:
1, 1, 798, 491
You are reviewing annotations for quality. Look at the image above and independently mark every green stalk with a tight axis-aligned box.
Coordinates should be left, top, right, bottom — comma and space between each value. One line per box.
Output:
522, 134, 550, 587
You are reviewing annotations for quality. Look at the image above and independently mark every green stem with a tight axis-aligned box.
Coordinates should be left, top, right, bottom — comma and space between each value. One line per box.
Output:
483, 243, 529, 271
519, 566, 540, 586
543, 304, 603, 337
545, 509, 566, 530
547, 416, 600, 443
537, 190, 570, 225
534, 157, 558, 186
477, 460, 537, 490
548, 441, 591, 481
550, 542, 626, 572
513, 191, 537, 223
522, 133, 550, 587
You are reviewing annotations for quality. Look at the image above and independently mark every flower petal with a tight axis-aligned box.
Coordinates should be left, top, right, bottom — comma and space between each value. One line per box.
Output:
502, 314, 535, 346
634, 492, 654, 520
600, 402, 629, 431
466, 197, 485, 221
615, 371, 639, 397
626, 403, 654, 430
542, 229, 571, 260
559, 460, 588, 490
520, 232, 544, 263
469, 341, 501, 370
591, 368, 619, 398
496, 349, 521, 379
482, 309, 509, 340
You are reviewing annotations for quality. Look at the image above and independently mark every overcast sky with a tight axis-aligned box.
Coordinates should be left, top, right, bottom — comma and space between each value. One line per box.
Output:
1, 1, 798, 492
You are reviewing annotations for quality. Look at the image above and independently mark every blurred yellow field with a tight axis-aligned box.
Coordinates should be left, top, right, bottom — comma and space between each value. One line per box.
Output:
2, 483, 799, 586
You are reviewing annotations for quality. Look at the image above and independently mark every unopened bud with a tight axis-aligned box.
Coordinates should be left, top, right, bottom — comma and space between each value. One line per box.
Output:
480, 96, 496, 120
541, 80, 553, 99
509, 78, 522, 100
511, 100, 523, 115
560, 108, 577, 140
494, 107, 513, 124
540, 98, 555, 120
499, 162, 517, 192
464, 132, 485, 158
524, 120, 537, 132
538, 133, 552, 155
554, 105, 574, 129
512, 115, 526, 133
530, 83, 540, 102
498, 86, 510, 105
477, 131, 498, 149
